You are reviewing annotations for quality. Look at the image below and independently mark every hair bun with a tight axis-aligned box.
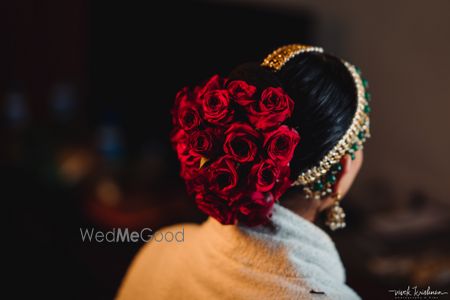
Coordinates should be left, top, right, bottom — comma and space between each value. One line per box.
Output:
229, 62, 283, 92
171, 73, 300, 226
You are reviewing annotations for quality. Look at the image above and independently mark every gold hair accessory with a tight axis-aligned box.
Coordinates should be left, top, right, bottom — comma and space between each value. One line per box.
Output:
261, 44, 324, 71
262, 44, 371, 202
325, 193, 346, 231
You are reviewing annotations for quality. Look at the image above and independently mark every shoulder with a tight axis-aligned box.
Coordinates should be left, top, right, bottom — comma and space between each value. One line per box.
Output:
117, 222, 201, 299
126, 222, 201, 268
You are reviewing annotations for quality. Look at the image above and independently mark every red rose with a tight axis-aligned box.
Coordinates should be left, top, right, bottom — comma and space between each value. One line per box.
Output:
272, 165, 291, 200
196, 74, 226, 99
248, 87, 294, 130
171, 129, 188, 158
179, 155, 201, 180
202, 90, 233, 125
172, 87, 195, 127
177, 139, 202, 180
170, 128, 186, 147
250, 159, 280, 192
249, 159, 291, 199
208, 156, 239, 198
171, 130, 200, 180
227, 80, 257, 106
188, 129, 214, 156
195, 193, 237, 225
264, 125, 300, 166
238, 191, 274, 226
185, 169, 208, 195
174, 87, 191, 109
223, 122, 260, 163
180, 162, 198, 181
178, 104, 201, 131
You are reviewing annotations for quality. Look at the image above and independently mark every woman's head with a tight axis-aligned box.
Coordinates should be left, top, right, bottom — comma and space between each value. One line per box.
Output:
228, 51, 366, 217
171, 45, 371, 226
229, 52, 358, 177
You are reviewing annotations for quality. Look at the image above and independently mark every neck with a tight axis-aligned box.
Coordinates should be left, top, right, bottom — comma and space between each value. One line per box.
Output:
281, 194, 322, 222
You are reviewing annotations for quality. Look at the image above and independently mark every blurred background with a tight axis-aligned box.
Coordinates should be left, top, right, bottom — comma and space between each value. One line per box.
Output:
1, 0, 449, 299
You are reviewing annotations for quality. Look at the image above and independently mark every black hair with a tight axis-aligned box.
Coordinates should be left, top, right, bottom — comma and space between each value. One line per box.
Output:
229, 52, 357, 178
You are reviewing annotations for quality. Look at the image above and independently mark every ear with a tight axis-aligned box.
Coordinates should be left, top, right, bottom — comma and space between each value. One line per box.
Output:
341, 155, 352, 177
334, 155, 352, 193
318, 156, 352, 212
318, 152, 362, 212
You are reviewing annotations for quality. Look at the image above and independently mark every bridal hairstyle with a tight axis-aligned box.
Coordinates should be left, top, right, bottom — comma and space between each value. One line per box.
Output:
171, 45, 370, 227
229, 52, 357, 178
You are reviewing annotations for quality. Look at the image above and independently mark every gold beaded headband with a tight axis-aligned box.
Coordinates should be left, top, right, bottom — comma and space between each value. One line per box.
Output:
261, 44, 371, 192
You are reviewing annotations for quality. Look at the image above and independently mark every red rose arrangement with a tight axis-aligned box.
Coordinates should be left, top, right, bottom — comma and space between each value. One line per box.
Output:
171, 75, 300, 226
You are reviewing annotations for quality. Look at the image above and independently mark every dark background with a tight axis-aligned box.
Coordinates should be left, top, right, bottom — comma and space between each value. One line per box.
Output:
1, 1, 449, 299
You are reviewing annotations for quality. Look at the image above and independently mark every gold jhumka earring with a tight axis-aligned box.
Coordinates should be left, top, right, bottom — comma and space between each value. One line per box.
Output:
325, 193, 346, 231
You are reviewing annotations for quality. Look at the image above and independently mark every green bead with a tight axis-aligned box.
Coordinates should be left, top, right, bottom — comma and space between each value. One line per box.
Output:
358, 131, 365, 140
332, 163, 342, 172
364, 105, 371, 113
313, 181, 324, 191
362, 78, 369, 88
352, 143, 359, 151
365, 91, 371, 101
327, 174, 336, 184
355, 66, 362, 75
350, 153, 356, 160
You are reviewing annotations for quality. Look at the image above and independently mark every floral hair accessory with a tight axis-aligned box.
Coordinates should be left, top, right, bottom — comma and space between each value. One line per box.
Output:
171, 75, 300, 226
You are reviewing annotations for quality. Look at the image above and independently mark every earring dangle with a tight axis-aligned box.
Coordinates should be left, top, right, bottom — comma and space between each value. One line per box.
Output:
326, 193, 346, 231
